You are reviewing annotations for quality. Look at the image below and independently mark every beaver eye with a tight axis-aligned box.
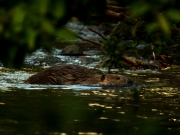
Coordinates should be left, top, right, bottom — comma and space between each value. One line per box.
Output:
101, 74, 105, 81
116, 77, 120, 80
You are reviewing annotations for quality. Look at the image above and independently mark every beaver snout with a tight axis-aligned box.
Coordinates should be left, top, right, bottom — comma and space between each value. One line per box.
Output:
100, 74, 133, 85
127, 78, 133, 84
118, 75, 133, 84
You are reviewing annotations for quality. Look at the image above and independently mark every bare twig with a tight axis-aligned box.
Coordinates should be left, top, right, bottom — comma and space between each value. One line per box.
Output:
107, 6, 129, 10
151, 44, 156, 61
106, 10, 125, 20
77, 35, 102, 46
88, 27, 107, 40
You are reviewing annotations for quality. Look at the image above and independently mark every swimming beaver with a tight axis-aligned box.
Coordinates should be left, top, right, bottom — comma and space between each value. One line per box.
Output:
24, 64, 133, 85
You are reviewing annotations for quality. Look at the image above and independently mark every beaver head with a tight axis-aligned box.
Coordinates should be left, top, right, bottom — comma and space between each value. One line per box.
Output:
99, 74, 133, 85
82, 73, 133, 85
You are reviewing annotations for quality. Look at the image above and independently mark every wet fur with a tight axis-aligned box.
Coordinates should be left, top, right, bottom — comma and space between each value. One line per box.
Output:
24, 64, 133, 85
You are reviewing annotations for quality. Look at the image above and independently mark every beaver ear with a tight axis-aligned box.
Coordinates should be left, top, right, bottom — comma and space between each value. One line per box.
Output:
101, 74, 106, 81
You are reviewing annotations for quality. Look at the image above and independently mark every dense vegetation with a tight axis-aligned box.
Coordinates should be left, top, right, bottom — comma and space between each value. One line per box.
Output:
1, 0, 180, 68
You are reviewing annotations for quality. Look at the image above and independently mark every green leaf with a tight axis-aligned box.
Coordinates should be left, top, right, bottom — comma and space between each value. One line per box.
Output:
52, 0, 66, 19
166, 9, 180, 21
146, 22, 158, 33
12, 4, 26, 32
56, 27, 77, 40
26, 28, 37, 50
131, 27, 136, 36
115, 50, 119, 54
12, 4, 26, 25
130, 2, 149, 17
157, 13, 170, 35
41, 20, 54, 34
37, 0, 49, 14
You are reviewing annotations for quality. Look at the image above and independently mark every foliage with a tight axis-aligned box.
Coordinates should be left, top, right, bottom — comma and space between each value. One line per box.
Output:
0, 0, 106, 68
102, 0, 180, 68
1, 0, 180, 68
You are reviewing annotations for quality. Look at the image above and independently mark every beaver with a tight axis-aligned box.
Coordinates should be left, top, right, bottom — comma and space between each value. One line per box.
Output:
24, 64, 133, 85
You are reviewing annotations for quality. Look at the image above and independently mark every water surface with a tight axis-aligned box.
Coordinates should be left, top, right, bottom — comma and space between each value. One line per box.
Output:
0, 60, 180, 134
0, 22, 180, 135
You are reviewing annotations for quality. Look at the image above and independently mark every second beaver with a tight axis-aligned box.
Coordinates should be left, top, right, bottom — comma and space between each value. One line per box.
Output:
24, 64, 133, 85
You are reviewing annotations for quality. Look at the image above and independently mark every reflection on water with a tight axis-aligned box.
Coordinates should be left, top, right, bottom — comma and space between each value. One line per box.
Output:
0, 65, 180, 134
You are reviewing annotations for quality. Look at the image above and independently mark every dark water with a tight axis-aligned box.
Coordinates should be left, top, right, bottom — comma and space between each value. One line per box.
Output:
0, 65, 180, 135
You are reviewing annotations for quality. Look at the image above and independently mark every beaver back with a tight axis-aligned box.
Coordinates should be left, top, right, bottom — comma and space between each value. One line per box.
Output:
24, 64, 96, 84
